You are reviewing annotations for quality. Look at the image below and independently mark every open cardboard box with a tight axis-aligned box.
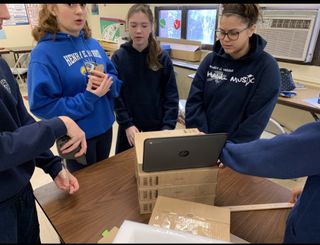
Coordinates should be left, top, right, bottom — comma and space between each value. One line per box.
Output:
158, 38, 202, 62
149, 196, 231, 242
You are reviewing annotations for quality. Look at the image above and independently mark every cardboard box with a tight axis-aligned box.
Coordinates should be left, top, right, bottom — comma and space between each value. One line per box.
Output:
149, 196, 230, 242
135, 163, 219, 187
158, 38, 202, 62
137, 183, 217, 201
139, 195, 216, 214
134, 128, 200, 165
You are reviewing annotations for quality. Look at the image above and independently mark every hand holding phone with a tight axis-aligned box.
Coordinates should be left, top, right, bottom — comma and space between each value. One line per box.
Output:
87, 64, 105, 90
56, 135, 87, 165
95, 64, 104, 72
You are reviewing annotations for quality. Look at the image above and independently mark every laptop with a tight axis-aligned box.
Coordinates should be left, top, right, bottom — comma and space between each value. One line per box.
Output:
142, 133, 228, 172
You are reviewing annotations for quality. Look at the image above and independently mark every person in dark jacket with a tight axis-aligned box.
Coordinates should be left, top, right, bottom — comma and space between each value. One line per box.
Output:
111, 4, 179, 154
0, 5, 87, 243
220, 121, 320, 243
186, 4, 281, 143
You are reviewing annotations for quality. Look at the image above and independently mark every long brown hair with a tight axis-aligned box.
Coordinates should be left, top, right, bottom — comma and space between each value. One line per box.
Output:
127, 4, 162, 70
32, 4, 92, 42
222, 4, 260, 27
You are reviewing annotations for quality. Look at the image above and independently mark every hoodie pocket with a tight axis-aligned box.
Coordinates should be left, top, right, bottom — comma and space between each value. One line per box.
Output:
132, 102, 162, 129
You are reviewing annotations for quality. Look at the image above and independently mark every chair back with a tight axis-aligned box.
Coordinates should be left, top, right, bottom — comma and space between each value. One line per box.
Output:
11, 53, 30, 84
14, 53, 30, 69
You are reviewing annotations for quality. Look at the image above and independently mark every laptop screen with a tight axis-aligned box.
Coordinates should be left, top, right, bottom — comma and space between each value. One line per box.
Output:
142, 133, 227, 172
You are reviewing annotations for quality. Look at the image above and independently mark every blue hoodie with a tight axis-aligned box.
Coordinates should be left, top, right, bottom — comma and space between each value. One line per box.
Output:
111, 41, 179, 131
220, 121, 320, 243
0, 57, 66, 202
186, 34, 281, 143
28, 31, 122, 139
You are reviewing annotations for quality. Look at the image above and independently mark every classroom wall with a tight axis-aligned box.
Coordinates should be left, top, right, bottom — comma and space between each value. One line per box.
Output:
86, 4, 205, 40
0, 3, 319, 131
0, 25, 34, 48
2, 4, 320, 48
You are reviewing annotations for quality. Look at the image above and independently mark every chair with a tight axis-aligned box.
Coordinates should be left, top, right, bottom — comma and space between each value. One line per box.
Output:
264, 118, 286, 135
10, 52, 30, 84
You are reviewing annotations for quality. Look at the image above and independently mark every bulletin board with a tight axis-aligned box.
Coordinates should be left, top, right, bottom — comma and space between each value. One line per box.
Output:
3, 4, 29, 26
25, 4, 41, 29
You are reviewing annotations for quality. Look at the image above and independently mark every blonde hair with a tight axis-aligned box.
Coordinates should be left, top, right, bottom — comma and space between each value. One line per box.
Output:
127, 4, 162, 70
32, 4, 92, 41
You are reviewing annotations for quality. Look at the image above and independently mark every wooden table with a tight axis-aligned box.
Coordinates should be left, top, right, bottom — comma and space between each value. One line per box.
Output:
0, 47, 11, 56
9, 46, 34, 63
34, 148, 291, 243
277, 87, 320, 120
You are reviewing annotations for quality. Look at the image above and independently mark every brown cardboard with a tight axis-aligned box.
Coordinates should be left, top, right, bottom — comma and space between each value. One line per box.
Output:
134, 128, 200, 165
149, 196, 230, 242
97, 226, 119, 243
139, 195, 215, 214
137, 182, 217, 201
135, 163, 219, 187
158, 38, 202, 62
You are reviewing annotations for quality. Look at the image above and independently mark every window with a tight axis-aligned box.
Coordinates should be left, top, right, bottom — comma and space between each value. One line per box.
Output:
155, 5, 219, 50
186, 8, 218, 45
158, 9, 182, 39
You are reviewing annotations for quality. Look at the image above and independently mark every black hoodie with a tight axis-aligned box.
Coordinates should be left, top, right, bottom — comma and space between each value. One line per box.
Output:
0, 58, 66, 202
111, 41, 179, 131
186, 34, 281, 143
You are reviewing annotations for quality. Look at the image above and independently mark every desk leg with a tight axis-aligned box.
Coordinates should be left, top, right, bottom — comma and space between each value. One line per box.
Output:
311, 112, 319, 121
13, 52, 18, 64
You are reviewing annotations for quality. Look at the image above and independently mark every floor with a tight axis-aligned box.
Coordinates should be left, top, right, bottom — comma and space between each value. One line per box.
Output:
18, 83, 306, 243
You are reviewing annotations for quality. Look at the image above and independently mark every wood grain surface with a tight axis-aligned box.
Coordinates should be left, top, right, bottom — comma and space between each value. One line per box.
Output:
35, 148, 292, 243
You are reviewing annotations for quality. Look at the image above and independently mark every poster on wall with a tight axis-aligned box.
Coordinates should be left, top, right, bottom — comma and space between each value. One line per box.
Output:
25, 4, 41, 29
3, 4, 29, 26
91, 4, 99, 15
100, 17, 125, 42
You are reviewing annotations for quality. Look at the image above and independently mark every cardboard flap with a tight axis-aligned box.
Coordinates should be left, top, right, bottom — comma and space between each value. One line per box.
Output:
134, 128, 199, 164
149, 196, 230, 242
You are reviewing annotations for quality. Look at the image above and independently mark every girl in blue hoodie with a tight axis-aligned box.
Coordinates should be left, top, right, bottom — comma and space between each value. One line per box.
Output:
111, 4, 179, 154
28, 4, 122, 172
220, 121, 320, 243
186, 4, 281, 143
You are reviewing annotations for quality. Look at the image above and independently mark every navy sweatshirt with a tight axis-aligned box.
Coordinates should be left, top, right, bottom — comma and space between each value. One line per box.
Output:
0, 58, 66, 202
186, 34, 281, 143
111, 41, 179, 131
220, 121, 320, 243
